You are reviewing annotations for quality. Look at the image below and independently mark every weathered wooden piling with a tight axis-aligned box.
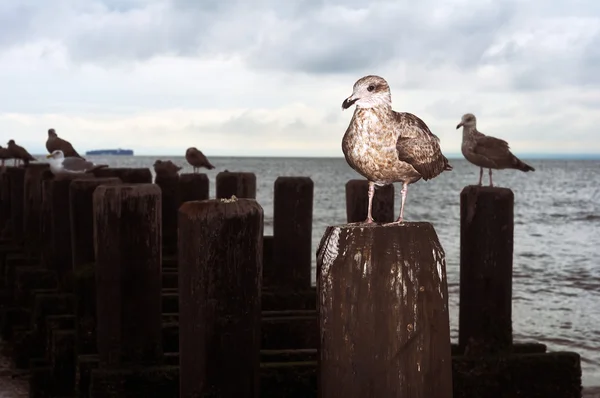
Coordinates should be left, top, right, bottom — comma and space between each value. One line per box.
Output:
7, 167, 26, 244
47, 175, 88, 289
270, 177, 313, 290
317, 223, 453, 397
345, 179, 395, 223
23, 164, 50, 255
93, 167, 152, 184
70, 177, 122, 355
216, 171, 256, 199
459, 186, 514, 355
179, 173, 209, 203
154, 174, 180, 255
0, 169, 11, 233
93, 184, 163, 367
178, 198, 263, 397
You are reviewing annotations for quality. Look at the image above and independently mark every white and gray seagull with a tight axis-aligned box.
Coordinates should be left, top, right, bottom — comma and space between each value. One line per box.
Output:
46, 150, 108, 176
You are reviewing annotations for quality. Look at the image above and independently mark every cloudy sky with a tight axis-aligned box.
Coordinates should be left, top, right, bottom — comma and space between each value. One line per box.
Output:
1, 0, 599, 157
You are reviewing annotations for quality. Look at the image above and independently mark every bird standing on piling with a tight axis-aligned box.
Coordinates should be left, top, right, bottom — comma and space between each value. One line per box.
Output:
153, 160, 182, 177
185, 147, 215, 173
46, 128, 85, 159
341, 75, 452, 224
456, 113, 535, 187
7, 140, 36, 166
46, 150, 107, 175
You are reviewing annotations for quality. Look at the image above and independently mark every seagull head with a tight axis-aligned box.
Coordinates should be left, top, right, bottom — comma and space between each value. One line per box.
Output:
342, 75, 392, 110
48, 128, 57, 137
186, 147, 197, 156
46, 150, 65, 160
7, 140, 15, 145
456, 113, 477, 129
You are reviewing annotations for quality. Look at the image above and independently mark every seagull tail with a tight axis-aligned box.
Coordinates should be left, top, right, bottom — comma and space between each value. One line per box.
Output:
514, 157, 535, 172
87, 164, 109, 173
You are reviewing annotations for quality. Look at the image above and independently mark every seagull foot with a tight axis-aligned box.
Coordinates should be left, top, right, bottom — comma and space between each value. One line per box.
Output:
384, 217, 405, 226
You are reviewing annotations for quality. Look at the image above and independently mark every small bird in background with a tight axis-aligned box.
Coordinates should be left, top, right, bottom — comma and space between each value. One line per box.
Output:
46, 128, 85, 159
0, 146, 12, 167
153, 160, 182, 177
46, 150, 107, 175
456, 113, 535, 187
341, 75, 452, 224
185, 147, 215, 173
7, 140, 36, 167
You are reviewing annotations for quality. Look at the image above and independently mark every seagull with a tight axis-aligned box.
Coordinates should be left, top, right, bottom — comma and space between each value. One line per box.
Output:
153, 159, 182, 177
46, 150, 107, 176
456, 113, 535, 187
46, 128, 85, 159
7, 140, 36, 167
185, 147, 215, 173
341, 75, 452, 224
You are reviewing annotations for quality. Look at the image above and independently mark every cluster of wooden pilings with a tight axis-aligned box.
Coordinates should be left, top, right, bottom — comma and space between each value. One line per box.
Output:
0, 165, 583, 397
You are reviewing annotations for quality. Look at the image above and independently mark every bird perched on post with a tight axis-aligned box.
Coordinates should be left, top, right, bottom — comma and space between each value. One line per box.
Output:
153, 160, 182, 177
7, 140, 36, 167
341, 75, 452, 224
46, 128, 84, 159
185, 147, 215, 173
0, 146, 12, 167
456, 113, 534, 187
46, 150, 107, 176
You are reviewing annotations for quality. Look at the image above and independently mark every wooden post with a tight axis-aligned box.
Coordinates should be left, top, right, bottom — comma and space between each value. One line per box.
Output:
216, 171, 256, 199
40, 175, 54, 269
345, 179, 395, 223
0, 169, 10, 234
179, 173, 209, 203
70, 178, 122, 355
154, 174, 180, 256
92, 167, 152, 184
23, 164, 50, 255
459, 186, 514, 355
8, 167, 26, 244
48, 175, 88, 289
70, 178, 122, 271
271, 177, 313, 289
317, 223, 453, 397
178, 198, 263, 397
93, 184, 163, 367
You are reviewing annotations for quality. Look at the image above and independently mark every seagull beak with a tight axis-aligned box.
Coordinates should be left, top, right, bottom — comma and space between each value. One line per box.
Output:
456, 122, 464, 129
342, 95, 358, 110
45, 154, 53, 158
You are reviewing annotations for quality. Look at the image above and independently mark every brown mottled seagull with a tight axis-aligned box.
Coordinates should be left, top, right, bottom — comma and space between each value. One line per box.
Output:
341, 75, 452, 224
456, 113, 534, 187
185, 147, 215, 173
46, 128, 84, 159
7, 140, 36, 166
153, 160, 182, 177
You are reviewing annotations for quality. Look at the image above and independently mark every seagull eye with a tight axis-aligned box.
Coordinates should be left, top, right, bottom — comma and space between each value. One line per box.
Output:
367, 85, 375, 92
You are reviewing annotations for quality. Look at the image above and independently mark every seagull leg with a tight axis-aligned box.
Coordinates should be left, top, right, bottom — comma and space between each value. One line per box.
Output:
365, 181, 375, 223
478, 167, 483, 186
397, 182, 408, 223
489, 168, 494, 187
386, 182, 408, 225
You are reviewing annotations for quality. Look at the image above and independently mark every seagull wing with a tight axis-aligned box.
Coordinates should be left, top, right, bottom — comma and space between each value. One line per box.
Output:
393, 111, 450, 180
62, 157, 95, 172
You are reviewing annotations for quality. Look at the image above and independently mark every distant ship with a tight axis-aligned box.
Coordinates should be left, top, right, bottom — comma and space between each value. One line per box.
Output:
85, 148, 134, 156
